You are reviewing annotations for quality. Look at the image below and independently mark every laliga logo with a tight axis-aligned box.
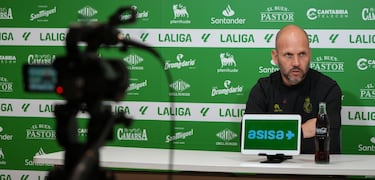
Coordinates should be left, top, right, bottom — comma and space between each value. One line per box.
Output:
247, 129, 295, 140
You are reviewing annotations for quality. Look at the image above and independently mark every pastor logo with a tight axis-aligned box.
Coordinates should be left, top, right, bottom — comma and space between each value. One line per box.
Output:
26, 124, 56, 140
260, 6, 294, 22
360, 83, 375, 100
357, 58, 375, 71
310, 56, 344, 72
0, 7, 13, 19
170, 4, 191, 24
362, 8, 375, 21
30, 5, 57, 22
306, 8, 349, 20
0, 76, 13, 93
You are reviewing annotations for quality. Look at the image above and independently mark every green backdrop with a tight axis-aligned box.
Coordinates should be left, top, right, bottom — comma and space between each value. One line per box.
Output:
1, 0, 375, 178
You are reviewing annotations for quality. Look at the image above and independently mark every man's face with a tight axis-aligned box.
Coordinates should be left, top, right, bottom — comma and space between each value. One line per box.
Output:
272, 32, 311, 86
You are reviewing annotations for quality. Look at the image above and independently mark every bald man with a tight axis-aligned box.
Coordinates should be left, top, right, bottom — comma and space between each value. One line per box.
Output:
245, 25, 342, 154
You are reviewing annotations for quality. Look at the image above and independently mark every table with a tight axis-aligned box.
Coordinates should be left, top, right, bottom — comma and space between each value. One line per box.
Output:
34, 146, 375, 179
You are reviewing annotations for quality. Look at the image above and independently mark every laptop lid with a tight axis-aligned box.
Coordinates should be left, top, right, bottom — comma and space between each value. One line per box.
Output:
241, 114, 301, 156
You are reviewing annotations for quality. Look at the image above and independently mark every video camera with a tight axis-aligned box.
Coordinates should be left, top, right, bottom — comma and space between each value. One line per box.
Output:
22, 6, 160, 180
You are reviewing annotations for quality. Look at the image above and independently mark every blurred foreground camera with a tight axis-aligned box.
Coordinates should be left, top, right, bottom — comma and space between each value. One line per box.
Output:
23, 6, 160, 180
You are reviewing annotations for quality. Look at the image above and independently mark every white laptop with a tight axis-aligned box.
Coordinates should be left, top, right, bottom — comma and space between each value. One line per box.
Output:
241, 114, 301, 157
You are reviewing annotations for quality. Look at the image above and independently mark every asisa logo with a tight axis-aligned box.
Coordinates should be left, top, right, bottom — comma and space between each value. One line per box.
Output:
170, 4, 191, 24
217, 52, 238, 73
211, 80, 243, 96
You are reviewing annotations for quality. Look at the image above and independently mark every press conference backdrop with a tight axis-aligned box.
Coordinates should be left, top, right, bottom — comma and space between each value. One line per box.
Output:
0, 0, 375, 178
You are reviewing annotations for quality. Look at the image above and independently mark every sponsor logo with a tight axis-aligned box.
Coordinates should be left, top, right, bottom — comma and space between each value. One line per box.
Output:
357, 58, 375, 71
0, 76, 13, 93
22, 32, 31, 41
26, 124, 56, 140
310, 55, 344, 72
158, 106, 191, 117
247, 129, 296, 140
348, 110, 375, 121
30, 5, 57, 22
349, 34, 375, 44
78, 6, 98, 22
164, 53, 196, 70
169, 79, 191, 96
78, 128, 87, 137
358, 137, 375, 152
0, 55, 16, 64
212, 80, 243, 96
217, 52, 238, 73
216, 128, 238, 146
362, 8, 375, 21
39, 103, 54, 113
27, 54, 55, 64
0, 148, 7, 165
121, 5, 149, 21
211, 5, 246, 25
123, 54, 144, 70
0, 103, 12, 112
0, 126, 13, 141
40, 32, 66, 42
260, 6, 294, 23
117, 128, 148, 141
25, 148, 52, 166
0, 7, 13, 19
170, 4, 191, 24
114, 105, 131, 115
0, 32, 14, 41
219, 107, 245, 118
220, 33, 255, 43
360, 83, 375, 100
127, 79, 147, 95
306, 8, 349, 20
158, 33, 192, 43
259, 59, 279, 74
165, 127, 193, 144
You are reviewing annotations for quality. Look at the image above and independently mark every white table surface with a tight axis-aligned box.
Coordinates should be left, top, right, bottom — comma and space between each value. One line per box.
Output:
34, 146, 375, 177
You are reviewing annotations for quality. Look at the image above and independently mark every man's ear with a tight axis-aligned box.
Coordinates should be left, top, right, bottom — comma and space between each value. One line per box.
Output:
271, 49, 278, 65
